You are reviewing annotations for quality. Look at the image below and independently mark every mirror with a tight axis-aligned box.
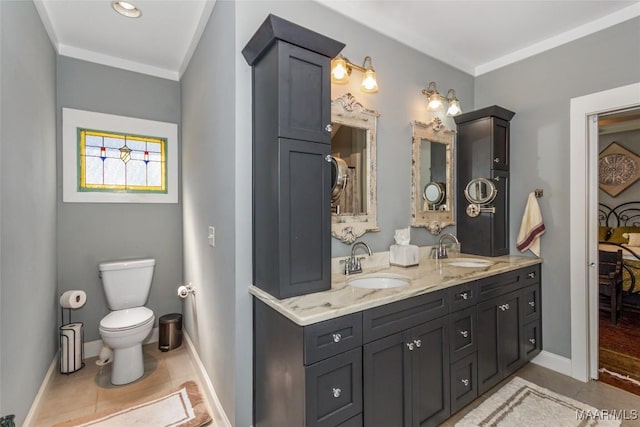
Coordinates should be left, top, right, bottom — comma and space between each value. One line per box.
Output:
411, 118, 455, 234
464, 177, 497, 205
331, 93, 380, 243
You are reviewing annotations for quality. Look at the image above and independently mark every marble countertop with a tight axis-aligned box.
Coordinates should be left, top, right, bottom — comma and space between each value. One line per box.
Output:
249, 250, 542, 326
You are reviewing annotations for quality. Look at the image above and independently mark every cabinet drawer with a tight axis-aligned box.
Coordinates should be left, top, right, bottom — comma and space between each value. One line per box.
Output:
477, 267, 537, 301
522, 284, 541, 324
306, 347, 363, 427
523, 320, 542, 360
450, 307, 476, 362
363, 289, 448, 343
304, 313, 363, 365
450, 353, 478, 414
449, 282, 477, 311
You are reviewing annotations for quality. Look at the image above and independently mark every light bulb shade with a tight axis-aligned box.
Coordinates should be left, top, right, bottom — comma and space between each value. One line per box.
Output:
360, 69, 378, 93
331, 57, 350, 84
427, 92, 443, 110
447, 98, 462, 116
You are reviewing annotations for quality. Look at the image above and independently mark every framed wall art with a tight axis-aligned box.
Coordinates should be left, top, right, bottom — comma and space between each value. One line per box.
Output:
598, 141, 640, 197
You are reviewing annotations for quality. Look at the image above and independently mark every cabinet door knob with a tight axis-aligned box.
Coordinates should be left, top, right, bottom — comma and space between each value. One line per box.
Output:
414, 339, 422, 348
529, 338, 536, 345
529, 301, 535, 307
406, 342, 415, 351
494, 157, 500, 163
332, 333, 342, 343
460, 330, 469, 338
528, 272, 536, 279
461, 378, 470, 387
499, 304, 505, 311
493, 176, 501, 182
504, 303, 510, 310
460, 292, 469, 300
325, 124, 332, 132
332, 387, 341, 398
325, 155, 332, 163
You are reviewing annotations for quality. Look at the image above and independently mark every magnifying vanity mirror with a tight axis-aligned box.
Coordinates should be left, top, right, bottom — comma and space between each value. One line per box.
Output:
411, 118, 455, 235
464, 177, 498, 217
331, 93, 380, 243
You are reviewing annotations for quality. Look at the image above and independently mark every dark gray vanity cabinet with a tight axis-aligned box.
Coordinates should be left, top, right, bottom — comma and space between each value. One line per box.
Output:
454, 106, 515, 257
362, 291, 450, 427
476, 265, 542, 394
254, 300, 363, 427
243, 15, 345, 299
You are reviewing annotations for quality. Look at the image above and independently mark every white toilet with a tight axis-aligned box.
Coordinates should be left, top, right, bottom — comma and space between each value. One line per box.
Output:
98, 258, 155, 385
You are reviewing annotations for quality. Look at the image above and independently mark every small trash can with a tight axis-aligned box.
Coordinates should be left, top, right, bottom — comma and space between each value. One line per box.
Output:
159, 313, 182, 352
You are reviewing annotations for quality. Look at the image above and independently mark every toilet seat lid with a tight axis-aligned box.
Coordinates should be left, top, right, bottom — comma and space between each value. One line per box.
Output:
100, 307, 154, 331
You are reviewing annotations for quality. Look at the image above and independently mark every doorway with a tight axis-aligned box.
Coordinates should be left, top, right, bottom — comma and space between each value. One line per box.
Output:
569, 82, 640, 383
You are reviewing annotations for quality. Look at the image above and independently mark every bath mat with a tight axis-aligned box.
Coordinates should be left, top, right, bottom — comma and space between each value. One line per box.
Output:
456, 377, 621, 427
53, 381, 211, 427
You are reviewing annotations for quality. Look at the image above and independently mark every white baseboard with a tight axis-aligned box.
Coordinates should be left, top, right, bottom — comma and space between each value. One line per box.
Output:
183, 331, 232, 427
23, 353, 59, 427
531, 350, 573, 378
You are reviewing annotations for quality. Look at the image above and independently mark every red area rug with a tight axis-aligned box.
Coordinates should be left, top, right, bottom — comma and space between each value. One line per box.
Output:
599, 309, 640, 396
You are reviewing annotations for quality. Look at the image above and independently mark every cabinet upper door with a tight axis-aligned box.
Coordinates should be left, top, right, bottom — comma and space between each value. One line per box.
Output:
278, 41, 331, 144
491, 118, 509, 171
277, 138, 331, 297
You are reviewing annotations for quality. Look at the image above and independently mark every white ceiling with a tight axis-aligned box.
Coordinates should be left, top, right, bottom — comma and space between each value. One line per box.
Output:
34, 0, 640, 80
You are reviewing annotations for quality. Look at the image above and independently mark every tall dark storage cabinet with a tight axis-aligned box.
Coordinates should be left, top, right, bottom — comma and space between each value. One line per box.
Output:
242, 15, 345, 299
454, 106, 515, 257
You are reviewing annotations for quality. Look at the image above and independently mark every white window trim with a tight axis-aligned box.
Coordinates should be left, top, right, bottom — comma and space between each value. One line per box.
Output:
62, 108, 178, 203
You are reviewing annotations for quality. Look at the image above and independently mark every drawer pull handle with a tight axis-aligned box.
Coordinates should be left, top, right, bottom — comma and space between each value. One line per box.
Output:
528, 272, 536, 279
461, 379, 470, 387
414, 339, 422, 348
460, 292, 469, 300
529, 338, 536, 345
460, 330, 469, 338
499, 303, 510, 311
332, 387, 341, 398
406, 342, 415, 351
325, 124, 332, 132
529, 301, 535, 307
332, 333, 342, 343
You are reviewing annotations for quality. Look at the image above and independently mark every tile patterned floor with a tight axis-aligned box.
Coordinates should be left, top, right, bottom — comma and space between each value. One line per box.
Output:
31, 347, 640, 426
30, 343, 222, 426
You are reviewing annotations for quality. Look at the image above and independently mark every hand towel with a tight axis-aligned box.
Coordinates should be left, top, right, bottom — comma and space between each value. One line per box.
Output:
517, 192, 545, 257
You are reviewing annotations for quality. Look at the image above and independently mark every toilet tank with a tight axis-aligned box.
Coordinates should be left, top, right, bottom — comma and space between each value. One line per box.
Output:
99, 258, 155, 310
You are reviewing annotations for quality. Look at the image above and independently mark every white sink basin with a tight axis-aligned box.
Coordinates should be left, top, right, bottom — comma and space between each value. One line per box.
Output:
446, 258, 494, 268
347, 275, 410, 289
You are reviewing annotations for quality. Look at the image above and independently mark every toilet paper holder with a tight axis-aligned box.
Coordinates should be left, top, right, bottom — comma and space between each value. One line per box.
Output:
59, 306, 85, 374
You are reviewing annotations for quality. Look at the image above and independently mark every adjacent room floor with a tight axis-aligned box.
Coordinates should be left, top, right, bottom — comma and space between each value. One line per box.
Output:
29, 343, 224, 426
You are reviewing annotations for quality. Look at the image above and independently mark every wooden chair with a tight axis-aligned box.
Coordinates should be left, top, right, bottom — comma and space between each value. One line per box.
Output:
599, 249, 623, 324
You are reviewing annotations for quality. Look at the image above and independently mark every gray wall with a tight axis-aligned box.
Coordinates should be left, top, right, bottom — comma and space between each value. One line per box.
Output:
475, 17, 640, 358
235, 2, 474, 261
598, 128, 640, 207
0, 1, 57, 423
56, 57, 182, 342
181, 0, 240, 424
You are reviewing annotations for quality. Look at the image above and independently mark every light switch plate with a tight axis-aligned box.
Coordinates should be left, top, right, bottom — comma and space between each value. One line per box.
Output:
208, 226, 215, 247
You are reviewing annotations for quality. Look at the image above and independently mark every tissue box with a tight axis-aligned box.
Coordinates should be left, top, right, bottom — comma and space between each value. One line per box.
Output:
390, 244, 419, 267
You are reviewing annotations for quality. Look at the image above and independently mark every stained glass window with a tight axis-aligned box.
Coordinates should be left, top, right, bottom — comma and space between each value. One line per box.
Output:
78, 129, 167, 193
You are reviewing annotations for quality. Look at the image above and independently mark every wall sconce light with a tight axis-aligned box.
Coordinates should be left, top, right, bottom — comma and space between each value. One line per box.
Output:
421, 82, 462, 116
331, 54, 379, 93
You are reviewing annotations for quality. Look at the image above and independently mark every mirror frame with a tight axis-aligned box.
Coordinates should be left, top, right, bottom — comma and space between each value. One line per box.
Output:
410, 118, 456, 235
331, 93, 380, 243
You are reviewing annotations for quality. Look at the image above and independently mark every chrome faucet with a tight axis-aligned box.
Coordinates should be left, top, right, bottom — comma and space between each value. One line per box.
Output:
433, 233, 460, 259
343, 241, 372, 275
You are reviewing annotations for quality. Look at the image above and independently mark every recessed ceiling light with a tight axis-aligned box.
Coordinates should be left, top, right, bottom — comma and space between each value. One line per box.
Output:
112, 1, 142, 18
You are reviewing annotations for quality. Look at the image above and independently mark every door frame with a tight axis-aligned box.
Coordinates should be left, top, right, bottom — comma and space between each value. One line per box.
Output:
569, 82, 640, 382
